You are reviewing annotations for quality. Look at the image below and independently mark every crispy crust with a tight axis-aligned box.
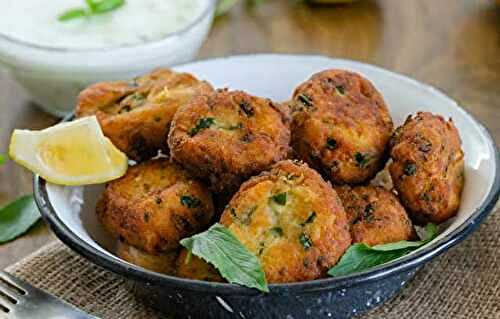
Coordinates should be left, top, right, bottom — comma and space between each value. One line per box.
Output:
76, 69, 214, 161
168, 89, 291, 193
291, 69, 393, 185
175, 249, 224, 282
220, 160, 351, 283
96, 158, 214, 254
336, 185, 415, 246
116, 241, 178, 275
389, 112, 464, 224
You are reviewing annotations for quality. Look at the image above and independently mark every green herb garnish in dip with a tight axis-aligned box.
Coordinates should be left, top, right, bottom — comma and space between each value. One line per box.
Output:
59, 0, 126, 21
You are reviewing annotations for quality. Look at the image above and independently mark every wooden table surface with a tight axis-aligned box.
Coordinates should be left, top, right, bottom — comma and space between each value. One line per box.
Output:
0, 0, 498, 269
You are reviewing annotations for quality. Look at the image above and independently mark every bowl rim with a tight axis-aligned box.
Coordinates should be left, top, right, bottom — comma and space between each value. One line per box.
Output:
0, 0, 216, 53
33, 54, 500, 296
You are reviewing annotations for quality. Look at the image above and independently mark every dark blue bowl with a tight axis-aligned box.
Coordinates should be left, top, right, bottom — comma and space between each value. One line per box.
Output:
34, 146, 499, 319
33, 55, 500, 318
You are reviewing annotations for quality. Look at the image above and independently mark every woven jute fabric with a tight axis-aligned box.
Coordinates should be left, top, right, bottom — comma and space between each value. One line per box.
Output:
4, 203, 500, 319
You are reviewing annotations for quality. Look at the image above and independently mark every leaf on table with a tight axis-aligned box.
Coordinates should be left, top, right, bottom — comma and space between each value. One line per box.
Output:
328, 223, 438, 277
180, 223, 269, 292
0, 195, 40, 244
0, 154, 6, 166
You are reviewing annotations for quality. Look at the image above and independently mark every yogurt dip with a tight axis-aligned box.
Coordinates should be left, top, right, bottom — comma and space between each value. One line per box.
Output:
0, 0, 215, 116
1, 0, 208, 50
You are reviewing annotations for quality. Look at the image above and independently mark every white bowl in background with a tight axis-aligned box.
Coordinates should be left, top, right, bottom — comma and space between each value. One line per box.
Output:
0, 0, 216, 117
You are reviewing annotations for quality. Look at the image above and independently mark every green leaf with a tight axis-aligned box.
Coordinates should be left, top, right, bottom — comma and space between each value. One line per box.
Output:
0, 195, 40, 244
0, 154, 6, 166
59, 0, 125, 22
328, 223, 438, 277
85, 0, 99, 11
188, 117, 216, 137
180, 223, 269, 292
371, 223, 438, 251
94, 0, 125, 14
58, 8, 88, 21
271, 192, 287, 205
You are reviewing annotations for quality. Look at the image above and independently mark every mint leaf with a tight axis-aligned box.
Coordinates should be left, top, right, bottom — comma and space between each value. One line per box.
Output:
0, 195, 40, 244
58, 8, 88, 21
328, 223, 438, 277
59, 0, 125, 22
85, 0, 98, 11
0, 154, 6, 166
94, 0, 125, 14
180, 223, 269, 292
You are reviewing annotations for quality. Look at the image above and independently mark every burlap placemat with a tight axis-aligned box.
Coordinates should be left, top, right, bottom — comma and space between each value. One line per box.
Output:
4, 202, 500, 319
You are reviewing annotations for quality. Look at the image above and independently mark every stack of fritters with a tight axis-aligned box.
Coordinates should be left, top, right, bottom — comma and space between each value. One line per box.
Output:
83, 68, 464, 283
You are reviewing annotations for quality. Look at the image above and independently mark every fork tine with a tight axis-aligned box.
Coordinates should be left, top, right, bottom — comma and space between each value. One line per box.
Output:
0, 272, 29, 295
0, 283, 18, 304
0, 300, 11, 314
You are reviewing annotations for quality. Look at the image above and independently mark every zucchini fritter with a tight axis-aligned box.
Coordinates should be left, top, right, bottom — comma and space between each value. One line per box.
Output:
116, 241, 178, 274
76, 69, 214, 161
97, 158, 214, 254
291, 69, 393, 185
175, 249, 223, 282
168, 89, 291, 193
389, 112, 464, 224
336, 185, 415, 246
220, 160, 351, 283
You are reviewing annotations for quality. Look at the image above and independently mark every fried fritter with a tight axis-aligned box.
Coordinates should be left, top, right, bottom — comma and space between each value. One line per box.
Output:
116, 241, 178, 274
219, 160, 351, 283
175, 249, 223, 282
389, 112, 464, 224
291, 69, 393, 185
168, 89, 291, 193
76, 69, 214, 161
97, 158, 214, 254
336, 185, 415, 246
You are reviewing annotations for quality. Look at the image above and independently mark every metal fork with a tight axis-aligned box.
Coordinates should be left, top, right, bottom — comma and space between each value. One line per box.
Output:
0, 271, 98, 319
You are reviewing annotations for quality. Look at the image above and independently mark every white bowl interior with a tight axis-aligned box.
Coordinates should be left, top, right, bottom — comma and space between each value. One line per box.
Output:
45, 55, 498, 267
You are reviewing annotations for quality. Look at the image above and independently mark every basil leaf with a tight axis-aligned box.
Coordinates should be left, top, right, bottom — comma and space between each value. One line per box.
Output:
94, 0, 125, 14
0, 154, 6, 166
371, 223, 438, 251
58, 8, 88, 21
180, 223, 269, 292
328, 223, 438, 277
0, 195, 40, 244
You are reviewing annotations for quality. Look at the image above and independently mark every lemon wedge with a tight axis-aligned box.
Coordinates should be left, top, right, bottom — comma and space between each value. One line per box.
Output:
9, 116, 128, 186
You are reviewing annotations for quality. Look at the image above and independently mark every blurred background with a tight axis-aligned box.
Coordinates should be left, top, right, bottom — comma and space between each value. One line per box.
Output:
0, 0, 499, 267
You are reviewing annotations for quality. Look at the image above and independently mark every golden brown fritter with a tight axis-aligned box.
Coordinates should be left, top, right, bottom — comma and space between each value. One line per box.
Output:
219, 160, 351, 283
290, 69, 393, 185
116, 241, 178, 274
389, 112, 464, 224
336, 185, 415, 246
76, 69, 214, 161
97, 158, 214, 254
175, 249, 224, 282
168, 89, 291, 193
